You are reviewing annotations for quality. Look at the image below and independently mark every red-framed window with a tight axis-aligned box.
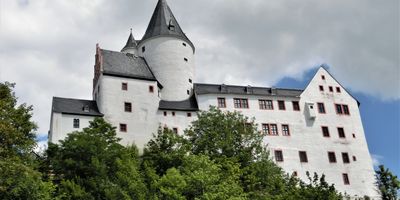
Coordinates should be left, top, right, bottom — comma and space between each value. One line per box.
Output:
217, 97, 226, 108
322, 126, 330, 137
149, 85, 154, 93
259, 99, 273, 110
120, 124, 127, 132
261, 124, 270, 135
338, 127, 346, 138
270, 124, 278, 135
124, 102, 132, 112
274, 150, 284, 162
278, 100, 286, 110
234, 98, 249, 109
282, 124, 290, 136
328, 152, 337, 163
342, 173, 350, 185
299, 151, 308, 163
317, 102, 326, 113
292, 101, 300, 111
122, 82, 128, 90
335, 104, 350, 115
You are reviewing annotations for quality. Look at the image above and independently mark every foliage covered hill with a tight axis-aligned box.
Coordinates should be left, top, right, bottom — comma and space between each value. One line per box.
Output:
1, 81, 397, 199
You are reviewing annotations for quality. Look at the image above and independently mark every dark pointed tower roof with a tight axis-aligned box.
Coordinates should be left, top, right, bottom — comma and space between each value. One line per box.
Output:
121, 29, 138, 51
140, 0, 194, 52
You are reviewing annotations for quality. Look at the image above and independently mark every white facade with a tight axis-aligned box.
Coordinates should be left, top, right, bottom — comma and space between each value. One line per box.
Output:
49, 0, 378, 198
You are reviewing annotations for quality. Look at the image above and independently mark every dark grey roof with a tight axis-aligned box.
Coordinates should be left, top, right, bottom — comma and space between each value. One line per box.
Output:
140, 0, 194, 52
101, 49, 157, 81
52, 97, 103, 116
121, 32, 137, 51
194, 83, 303, 97
159, 95, 198, 111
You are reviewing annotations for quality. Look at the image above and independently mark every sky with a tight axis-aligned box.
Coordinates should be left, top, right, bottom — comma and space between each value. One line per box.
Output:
0, 0, 399, 174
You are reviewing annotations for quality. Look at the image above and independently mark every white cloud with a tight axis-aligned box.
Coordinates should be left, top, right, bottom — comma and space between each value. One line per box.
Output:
371, 154, 384, 168
0, 0, 398, 137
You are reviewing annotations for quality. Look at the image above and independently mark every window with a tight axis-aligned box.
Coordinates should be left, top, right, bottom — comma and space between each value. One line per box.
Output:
122, 82, 128, 90
261, 124, 270, 135
73, 118, 80, 128
259, 99, 273, 110
187, 112, 192, 117
172, 112, 175, 116
234, 98, 249, 108
292, 171, 298, 176
322, 126, 330, 137
292, 101, 300, 111
329, 86, 333, 92
182, 42, 187, 46
163, 111, 167, 116
336, 104, 350, 115
342, 152, 350, 163
187, 90, 190, 95
343, 105, 350, 115
338, 127, 346, 138
352, 133, 356, 138
282, 124, 290, 136
278, 100, 286, 110
120, 124, 127, 132
321, 75, 325, 80
336, 87, 341, 93
317, 102, 326, 113
343, 173, 350, 185
124, 102, 132, 112
274, 150, 284, 162
142, 46, 145, 53
217, 97, 226, 108
328, 152, 337, 163
299, 151, 308, 163
270, 124, 278, 135
149, 85, 154, 93
173, 127, 178, 134
189, 79, 192, 83
353, 156, 357, 161
184, 58, 188, 62
319, 85, 324, 91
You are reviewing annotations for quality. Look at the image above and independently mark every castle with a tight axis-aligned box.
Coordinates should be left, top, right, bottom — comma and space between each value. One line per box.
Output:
49, 0, 378, 198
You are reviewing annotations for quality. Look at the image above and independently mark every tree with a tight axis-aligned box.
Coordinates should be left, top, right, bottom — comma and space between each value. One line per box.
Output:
376, 165, 400, 200
47, 118, 147, 199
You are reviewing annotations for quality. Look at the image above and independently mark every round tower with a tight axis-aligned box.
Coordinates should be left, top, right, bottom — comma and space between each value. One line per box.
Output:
138, 0, 195, 101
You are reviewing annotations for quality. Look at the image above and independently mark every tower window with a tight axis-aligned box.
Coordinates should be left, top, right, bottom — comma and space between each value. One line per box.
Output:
299, 151, 308, 163
274, 150, 284, 162
342, 173, 350, 185
292, 101, 300, 111
187, 90, 190, 95
352, 133, 356, 138
182, 43, 187, 46
149, 85, 154, 93
142, 46, 145, 53
322, 126, 330, 137
278, 100, 286, 110
73, 119, 80, 128
189, 79, 192, 83
184, 58, 188, 62
328, 152, 337, 163
124, 102, 132, 112
217, 97, 226, 108
338, 127, 346, 138
120, 124, 127, 132
342, 152, 350, 163
122, 82, 128, 90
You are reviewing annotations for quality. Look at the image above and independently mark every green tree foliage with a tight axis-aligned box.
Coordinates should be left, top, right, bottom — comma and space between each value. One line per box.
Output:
0, 82, 54, 200
376, 165, 400, 200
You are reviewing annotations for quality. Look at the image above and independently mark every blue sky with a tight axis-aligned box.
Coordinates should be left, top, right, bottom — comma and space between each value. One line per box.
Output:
276, 67, 400, 176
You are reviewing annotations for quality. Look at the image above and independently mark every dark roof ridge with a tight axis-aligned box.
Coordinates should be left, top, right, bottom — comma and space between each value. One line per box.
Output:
194, 83, 303, 91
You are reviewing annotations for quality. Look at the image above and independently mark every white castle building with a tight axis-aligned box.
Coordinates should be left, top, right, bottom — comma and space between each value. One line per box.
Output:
49, 0, 378, 198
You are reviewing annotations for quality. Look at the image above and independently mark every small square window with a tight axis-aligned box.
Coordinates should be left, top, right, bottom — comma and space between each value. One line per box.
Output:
319, 85, 324, 91
142, 46, 145, 53
274, 150, 284, 162
173, 127, 178, 134
187, 112, 192, 117
336, 87, 341, 93
342, 152, 350, 163
278, 100, 286, 110
352, 133, 356, 138
164, 111, 167, 116
184, 58, 188, 62
292, 101, 300, 111
73, 118, 80, 128
322, 126, 330, 137
299, 151, 308, 163
328, 152, 336, 163
292, 171, 298, 176
329, 86, 333, 92
217, 97, 226, 108
182, 43, 187, 46
172, 112, 175, 116
353, 156, 357, 161
338, 127, 346, 138
149, 85, 154, 93
189, 79, 192, 83
321, 75, 325, 80
120, 124, 127, 132
343, 173, 350, 185
124, 102, 132, 112
122, 83, 128, 90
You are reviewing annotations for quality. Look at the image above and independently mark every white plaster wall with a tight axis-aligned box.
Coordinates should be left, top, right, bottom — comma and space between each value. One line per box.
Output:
49, 113, 95, 143
138, 37, 194, 101
98, 75, 161, 150
157, 110, 197, 135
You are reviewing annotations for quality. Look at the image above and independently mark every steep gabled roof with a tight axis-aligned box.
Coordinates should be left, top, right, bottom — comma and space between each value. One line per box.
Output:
101, 49, 157, 81
140, 0, 194, 51
52, 97, 103, 116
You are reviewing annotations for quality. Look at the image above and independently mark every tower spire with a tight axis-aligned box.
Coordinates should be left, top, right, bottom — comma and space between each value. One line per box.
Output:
121, 28, 138, 53
141, 0, 194, 51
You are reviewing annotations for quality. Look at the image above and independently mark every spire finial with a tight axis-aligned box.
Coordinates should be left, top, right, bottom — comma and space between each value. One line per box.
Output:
130, 28, 132, 34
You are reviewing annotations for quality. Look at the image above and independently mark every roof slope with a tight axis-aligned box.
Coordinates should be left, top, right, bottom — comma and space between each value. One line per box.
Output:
194, 83, 303, 97
159, 95, 198, 111
52, 97, 103, 116
101, 49, 157, 81
141, 0, 194, 51
121, 32, 138, 51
